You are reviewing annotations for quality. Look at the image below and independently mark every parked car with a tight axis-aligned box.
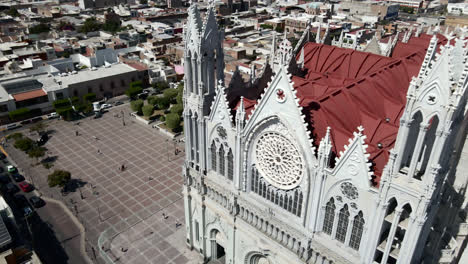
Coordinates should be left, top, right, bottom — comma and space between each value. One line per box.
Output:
12, 174, 25, 182
31, 117, 43, 123
14, 194, 29, 208
0, 153, 6, 160
6, 183, 19, 194
20, 119, 31, 125
19, 182, 33, 192
7, 165, 16, 173
0, 175, 10, 184
6, 123, 21, 130
29, 196, 45, 208
23, 206, 33, 217
114, 101, 123, 106
47, 112, 59, 119
101, 104, 112, 109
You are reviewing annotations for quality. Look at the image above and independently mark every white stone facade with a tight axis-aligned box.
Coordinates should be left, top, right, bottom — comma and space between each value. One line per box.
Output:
182, 4, 468, 264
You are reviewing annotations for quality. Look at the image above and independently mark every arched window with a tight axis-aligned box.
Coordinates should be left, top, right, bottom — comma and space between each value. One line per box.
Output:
323, 198, 335, 235
283, 195, 289, 210
211, 142, 217, 172
279, 195, 284, 208
336, 205, 350, 243
219, 145, 225, 176
349, 211, 365, 250
227, 149, 233, 180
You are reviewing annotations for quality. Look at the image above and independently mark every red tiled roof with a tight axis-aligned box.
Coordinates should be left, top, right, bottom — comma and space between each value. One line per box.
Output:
13, 89, 46, 101
230, 33, 454, 186
291, 39, 433, 186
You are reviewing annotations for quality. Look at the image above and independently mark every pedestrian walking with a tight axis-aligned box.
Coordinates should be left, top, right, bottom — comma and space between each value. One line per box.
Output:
97, 149, 101, 155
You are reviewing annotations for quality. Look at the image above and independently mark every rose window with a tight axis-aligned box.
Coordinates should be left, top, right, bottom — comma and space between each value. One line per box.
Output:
255, 132, 304, 189
340, 182, 359, 200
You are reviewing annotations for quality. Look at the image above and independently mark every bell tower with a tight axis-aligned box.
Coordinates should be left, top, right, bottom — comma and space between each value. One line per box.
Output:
183, 3, 225, 171
365, 36, 468, 264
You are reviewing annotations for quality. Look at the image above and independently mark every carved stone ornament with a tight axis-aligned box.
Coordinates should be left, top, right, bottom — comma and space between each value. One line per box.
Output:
276, 89, 286, 103
340, 182, 359, 200
217, 126, 227, 139
255, 132, 304, 190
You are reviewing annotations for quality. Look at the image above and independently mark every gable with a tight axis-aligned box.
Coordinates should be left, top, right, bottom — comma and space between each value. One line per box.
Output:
331, 126, 372, 190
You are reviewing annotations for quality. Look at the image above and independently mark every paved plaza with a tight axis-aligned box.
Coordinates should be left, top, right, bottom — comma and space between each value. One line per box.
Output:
5, 104, 202, 264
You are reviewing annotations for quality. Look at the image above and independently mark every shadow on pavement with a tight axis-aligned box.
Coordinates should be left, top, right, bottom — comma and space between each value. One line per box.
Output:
29, 214, 69, 264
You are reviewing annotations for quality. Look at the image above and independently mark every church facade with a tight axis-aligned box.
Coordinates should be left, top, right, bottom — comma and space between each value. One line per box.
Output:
182, 4, 468, 264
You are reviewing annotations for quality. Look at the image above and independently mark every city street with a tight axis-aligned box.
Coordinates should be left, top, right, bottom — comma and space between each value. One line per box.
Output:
4, 103, 194, 264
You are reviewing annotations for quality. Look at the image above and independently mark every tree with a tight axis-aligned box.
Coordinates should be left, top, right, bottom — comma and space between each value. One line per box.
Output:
7, 8, 19, 17
170, 104, 183, 116
140, 0, 148, 4
166, 113, 181, 131
14, 138, 34, 152
126, 81, 143, 100
83, 93, 97, 102
147, 95, 158, 105
9, 108, 30, 121
163, 88, 178, 103
142, 104, 154, 117
29, 23, 50, 34
80, 17, 102, 33
155, 96, 170, 110
102, 21, 121, 33
131, 99, 144, 114
156, 81, 169, 91
28, 146, 46, 163
29, 122, 47, 134
47, 170, 71, 188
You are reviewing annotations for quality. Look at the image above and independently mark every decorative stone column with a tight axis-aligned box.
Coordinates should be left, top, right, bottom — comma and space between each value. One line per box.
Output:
381, 209, 403, 264
408, 124, 429, 179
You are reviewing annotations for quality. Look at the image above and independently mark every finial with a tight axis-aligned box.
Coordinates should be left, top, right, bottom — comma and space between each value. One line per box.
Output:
357, 125, 364, 135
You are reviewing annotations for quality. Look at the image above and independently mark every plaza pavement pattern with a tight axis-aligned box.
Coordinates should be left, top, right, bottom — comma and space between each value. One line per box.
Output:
6, 105, 201, 264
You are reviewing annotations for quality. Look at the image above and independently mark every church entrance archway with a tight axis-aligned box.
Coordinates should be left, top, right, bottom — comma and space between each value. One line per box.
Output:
210, 229, 226, 263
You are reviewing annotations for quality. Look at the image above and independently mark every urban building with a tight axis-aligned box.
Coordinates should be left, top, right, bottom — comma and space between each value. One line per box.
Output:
182, 4, 468, 264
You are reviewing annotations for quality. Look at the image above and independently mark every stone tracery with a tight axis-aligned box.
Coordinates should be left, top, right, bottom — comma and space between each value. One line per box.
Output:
255, 132, 304, 190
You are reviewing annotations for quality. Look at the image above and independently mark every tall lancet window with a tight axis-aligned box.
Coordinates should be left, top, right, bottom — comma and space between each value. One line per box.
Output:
336, 204, 350, 243
211, 142, 217, 172
219, 145, 225, 176
350, 211, 365, 250
227, 149, 234, 180
323, 198, 335, 235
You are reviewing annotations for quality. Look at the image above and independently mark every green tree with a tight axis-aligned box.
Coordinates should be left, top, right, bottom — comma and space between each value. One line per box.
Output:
163, 88, 178, 103
29, 23, 50, 34
147, 95, 158, 105
6, 133, 23, 140
14, 138, 34, 152
28, 146, 46, 163
142, 104, 154, 117
140, 0, 148, 4
29, 122, 47, 134
155, 96, 170, 110
170, 104, 183, 116
47, 170, 71, 188
7, 8, 19, 17
156, 81, 169, 91
83, 93, 97, 102
166, 113, 181, 131
131, 99, 144, 114
102, 21, 121, 33
80, 17, 102, 33
9, 108, 30, 121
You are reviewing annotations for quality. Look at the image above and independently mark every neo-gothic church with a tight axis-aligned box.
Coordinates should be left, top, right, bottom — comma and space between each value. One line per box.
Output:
182, 4, 468, 264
